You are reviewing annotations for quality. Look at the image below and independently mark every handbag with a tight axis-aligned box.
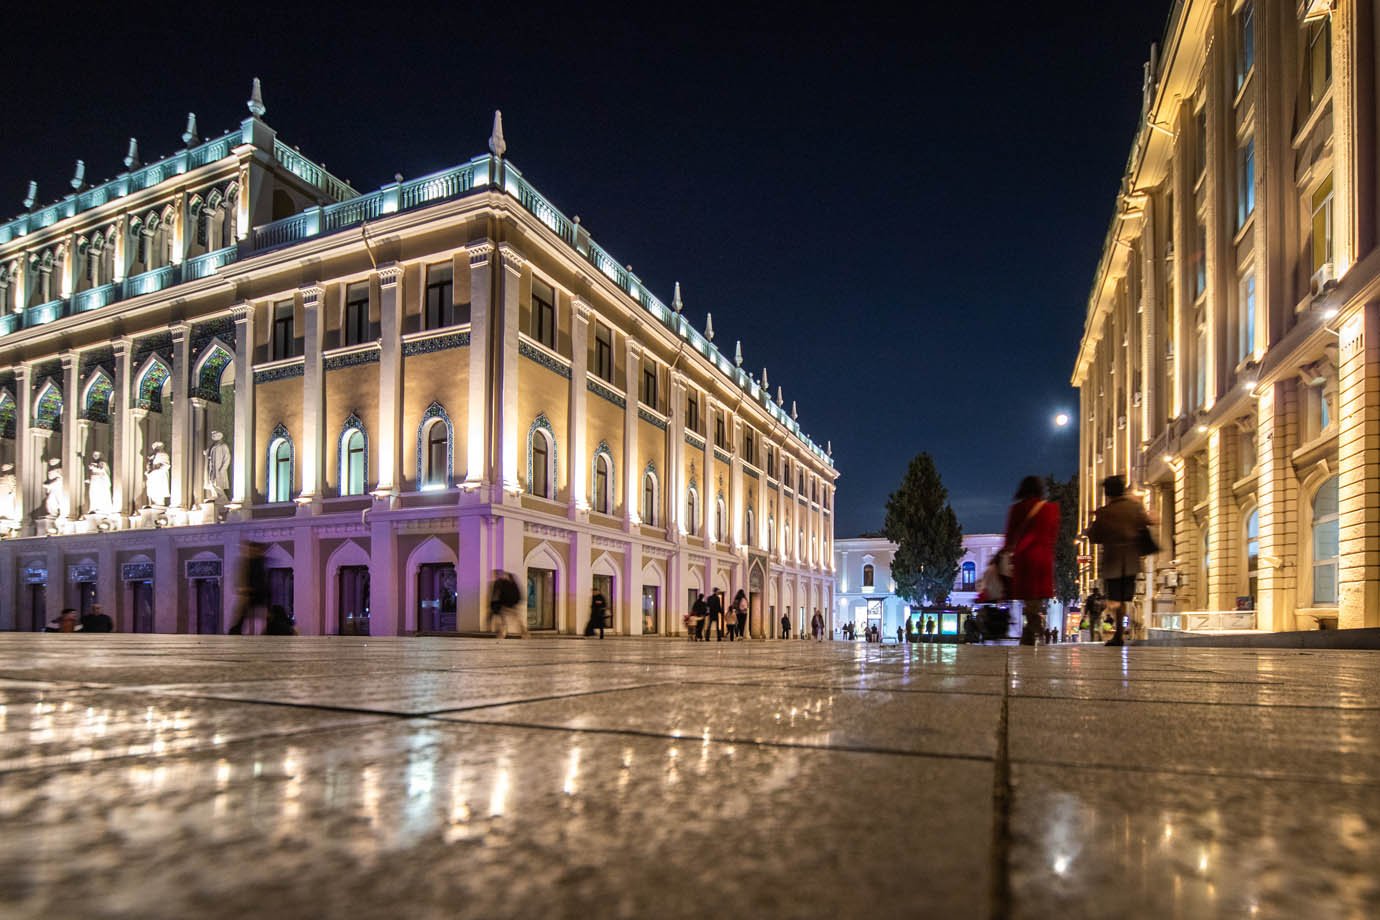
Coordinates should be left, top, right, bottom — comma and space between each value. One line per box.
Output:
978, 559, 1007, 602
1136, 525, 1159, 557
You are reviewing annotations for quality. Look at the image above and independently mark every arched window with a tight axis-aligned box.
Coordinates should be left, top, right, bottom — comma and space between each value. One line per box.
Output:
530, 430, 552, 498
686, 487, 700, 536
642, 471, 657, 526
863, 563, 875, 588
269, 437, 293, 503
1244, 509, 1259, 606
1312, 476, 1339, 605
745, 508, 755, 547
715, 497, 726, 542
592, 452, 612, 515
768, 514, 775, 551
422, 420, 449, 490
961, 561, 976, 590
342, 428, 366, 496
783, 524, 791, 556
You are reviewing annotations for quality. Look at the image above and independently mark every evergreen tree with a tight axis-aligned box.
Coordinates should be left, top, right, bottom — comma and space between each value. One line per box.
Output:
883, 453, 965, 606
1045, 474, 1080, 605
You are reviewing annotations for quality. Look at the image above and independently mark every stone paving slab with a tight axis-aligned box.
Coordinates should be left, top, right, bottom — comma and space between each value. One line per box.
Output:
0, 635, 1375, 919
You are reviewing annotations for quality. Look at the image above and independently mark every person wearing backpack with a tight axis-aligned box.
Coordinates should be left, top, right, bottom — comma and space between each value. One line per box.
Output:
490, 570, 527, 639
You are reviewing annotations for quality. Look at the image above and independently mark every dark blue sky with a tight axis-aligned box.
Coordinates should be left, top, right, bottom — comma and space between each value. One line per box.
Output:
4, 1, 1169, 536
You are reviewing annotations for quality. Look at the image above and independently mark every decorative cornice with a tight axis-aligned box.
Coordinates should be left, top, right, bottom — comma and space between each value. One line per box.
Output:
743, 466, 760, 480
230, 302, 252, 323
571, 297, 591, 321
638, 407, 668, 431
376, 263, 403, 287
403, 331, 469, 357
254, 361, 305, 384
498, 242, 526, 272
714, 448, 732, 465
519, 338, 571, 378
466, 241, 495, 264
524, 521, 572, 540
299, 284, 325, 306
587, 378, 625, 408
685, 432, 706, 451
325, 348, 382, 371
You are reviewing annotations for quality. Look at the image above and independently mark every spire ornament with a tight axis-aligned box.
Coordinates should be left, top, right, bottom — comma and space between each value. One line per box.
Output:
247, 77, 266, 118
69, 160, 87, 191
489, 110, 507, 158
776, 386, 784, 406
23, 181, 37, 211
761, 368, 769, 389
123, 139, 140, 171
827, 440, 833, 457
734, 341, 743, 368
705, 313, 715, 342
791, 401, 798, 421
181, 113, 199, 147
671, 281, 683, 314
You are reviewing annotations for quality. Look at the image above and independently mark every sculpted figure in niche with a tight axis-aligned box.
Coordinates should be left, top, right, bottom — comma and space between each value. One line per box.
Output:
87, 451, 114, 515
145, 442, 171, 507
43, 458, 66, 518
0, 463, 17, 520
204, 430, 231, 501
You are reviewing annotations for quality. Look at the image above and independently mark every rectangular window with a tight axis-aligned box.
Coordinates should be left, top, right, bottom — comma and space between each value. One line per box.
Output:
1307, 19, 1332, 112
424, 264, 454, 330
782, 459, 791, 490
686, 392, 700, 433
714, 415, 726, 450
1237, 138, 1255, 230
272, 301, 294, 361
743, 429, 755, 466
767, 446, 776, 478
594, 324, 613, 382
195, 210, 208, 248
1194, 108, 1208, 180
1235, 0, 1255, 91
532, 279, 556, 349
641, 365, 658, 410
344, 282, 369, 347
1238, 270, 1256, 363
1194, 223, 1208, 299
1311, 174, 1334, 273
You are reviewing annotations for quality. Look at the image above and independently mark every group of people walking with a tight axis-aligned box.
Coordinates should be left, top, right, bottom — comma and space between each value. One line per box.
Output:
685, 588, 748, 640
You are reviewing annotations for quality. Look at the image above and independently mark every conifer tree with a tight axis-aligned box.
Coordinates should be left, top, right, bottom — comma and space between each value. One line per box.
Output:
883, 453, 965, 606
1045, 474, 1081, 606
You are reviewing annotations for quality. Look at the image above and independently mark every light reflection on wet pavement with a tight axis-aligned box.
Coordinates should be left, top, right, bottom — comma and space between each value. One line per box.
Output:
0, 635, 1376, 919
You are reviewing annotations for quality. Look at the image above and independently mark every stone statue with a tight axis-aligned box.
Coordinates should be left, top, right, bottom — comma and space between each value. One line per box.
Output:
87, 451, 114, 515
204, 430, 231, 501
0, 463, 17, 520
44, 458, 66, 518
145, 442, 171, 507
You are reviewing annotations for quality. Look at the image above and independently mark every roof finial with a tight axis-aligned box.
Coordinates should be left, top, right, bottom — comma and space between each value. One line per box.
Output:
704, 312, 715, 342
489, 110, 507, 158
775, 386, 784, 406
761, 367, 769, 389
791, 400, 798, 421
181, 113, 199, 147
827, 440, 833, 456
734, 340, 743, 367
22, 180, 37, 211
123, 138, 140, 171
70, 160, 87, 191
671, 281, 683, 314
247, 77, 266, 118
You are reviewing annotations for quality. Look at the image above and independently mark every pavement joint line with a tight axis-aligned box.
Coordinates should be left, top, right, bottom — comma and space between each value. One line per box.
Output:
1007, 694, 1380, 712
670, 679, 1007, 698
989, 650, 1014, 920
1007, 755, 1380, 787
424, 713, 998, 764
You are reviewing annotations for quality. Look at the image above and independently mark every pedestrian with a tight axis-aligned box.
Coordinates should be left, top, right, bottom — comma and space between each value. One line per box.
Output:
732, 589, 749, 640
905, 617, 916, 643
1084, 474, 1153, 646
963, 611, 981, 644
265, 605, 297, 635
923, 616, 935, 643
707, 588, 725, 641
44, 608, 80, 633
1002, 475, 1061, 646
80, 603, 113, 633
811, 609, 825, 642
584, 591, 608, 639
895, 624, 903, 645
231, 541, 269, 635
1083, 589, 1105, 642
691, 592, 709, 640
490, 570, 527, 640
780, 611, 791, 640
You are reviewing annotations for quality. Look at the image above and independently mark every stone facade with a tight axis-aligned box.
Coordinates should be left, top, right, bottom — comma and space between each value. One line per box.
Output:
0, 87, 837, 636
1073, 2, 1380, 631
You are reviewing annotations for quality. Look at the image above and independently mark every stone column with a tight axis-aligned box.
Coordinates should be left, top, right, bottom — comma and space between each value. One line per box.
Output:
229, 304, 255, 510
1206, 425, 1240, 611
496, 244, 525, 497
568, 297, 590, 517
569, 530, 591, 636
374, 265, 403, 501
1331, 0, 1362, 275
61, 352, 79, 520
111, 338, 131, 516
623, 339, 641, 531
188, 398, 207, 510
623, 544, 640, 635
667, 374, 686, 540
169, 323, 191, 510
1256, 380, 1299, 631
1171, 456, 1201, 610
701, 397, 714, 550
1337, 304, 1380, 628
154, 538, 178, 633
729, 415, 742, 549
298, 284, 325, 512
129, 409, 148, 509
463, 242, 493, 490
369, 515, 398, 635
293, 525, 320, 635
15, 363, 33, 529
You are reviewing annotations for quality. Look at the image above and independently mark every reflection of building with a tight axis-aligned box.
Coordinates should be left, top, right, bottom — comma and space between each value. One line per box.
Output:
1073, 3, 1380, 632
0, 84, 837, 635
834, 533, 1007, 639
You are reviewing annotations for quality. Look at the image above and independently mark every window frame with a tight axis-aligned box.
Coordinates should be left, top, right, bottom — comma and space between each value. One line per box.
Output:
531, 278, 556, 349
423, 263, 455, 331
592, 452, 612, 515
594, 323, 614, 382
1311, 476, 1339, 606
271, 301, 295, 362
343, 282, 370, 347
269, 437, 293, 503
342, 427, 366, 496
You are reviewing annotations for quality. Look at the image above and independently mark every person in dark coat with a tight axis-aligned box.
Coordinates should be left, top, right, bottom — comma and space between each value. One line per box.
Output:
1003, 476, 1061, 646
731, 589, 748, 640
80, 604, 113, 633
585, 591, 608, 639
265, 605, 297, 635
780, 612, 791, 639
691, 593, 708, 640
1084, 475, 1153, 646
706, 588, 725, 641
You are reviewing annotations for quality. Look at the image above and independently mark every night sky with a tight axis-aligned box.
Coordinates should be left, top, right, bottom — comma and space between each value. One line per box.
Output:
4, 2, 1170, 537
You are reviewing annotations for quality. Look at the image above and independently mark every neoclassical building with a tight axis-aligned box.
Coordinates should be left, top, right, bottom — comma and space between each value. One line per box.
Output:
0, 84, 837, 636
1073, 2, 1379, 631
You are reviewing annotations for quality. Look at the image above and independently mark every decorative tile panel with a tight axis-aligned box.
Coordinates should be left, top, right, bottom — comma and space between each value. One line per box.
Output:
685, 433, 705, 451
121, 562, 154, 581
83, 373, 114, 423
638, 407, 668, 430
132, 332, 173, 371
714, 448, 732, 465
587, 379, 625, 408
190, 316, 234, 356
404, 331, 470, 357
0, 391, 14, 439
415, 402, 454, 488
135, 360, 170, 411
519, 338, 571, 378
325, 349, 381, 371
79, 346, 115, 379
193, 344, 233, 401
33, 382, 63, 431
254, 363, 305, 385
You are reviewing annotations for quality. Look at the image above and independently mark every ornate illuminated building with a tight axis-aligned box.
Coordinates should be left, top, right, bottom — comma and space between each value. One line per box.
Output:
1073, 2, 1379, 631
0, 83, 837, 635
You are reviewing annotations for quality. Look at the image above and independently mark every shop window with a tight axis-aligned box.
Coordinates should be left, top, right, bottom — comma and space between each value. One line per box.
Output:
527, 566, 556, 630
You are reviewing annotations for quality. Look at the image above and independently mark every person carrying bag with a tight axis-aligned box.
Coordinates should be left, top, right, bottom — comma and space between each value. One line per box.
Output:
1084, 475, 1155, 646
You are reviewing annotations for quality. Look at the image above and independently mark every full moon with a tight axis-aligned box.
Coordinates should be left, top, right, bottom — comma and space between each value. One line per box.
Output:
1054, 413, 1070, 427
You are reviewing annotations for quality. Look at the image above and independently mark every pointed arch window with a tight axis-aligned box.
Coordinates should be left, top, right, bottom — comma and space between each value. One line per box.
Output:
686, 487, 700, 536
715, 496, 726, 543
592, 452, 613, 515
415, 403, 454, 491
642, 469, 658, 526
745, 507, 755, 547
268, 430, 294, 503
339, 418, 368, 497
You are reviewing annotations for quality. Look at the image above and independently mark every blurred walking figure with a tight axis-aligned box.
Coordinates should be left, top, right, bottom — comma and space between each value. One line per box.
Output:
924, 616, 936, 643
81, 603, 113, 633
1084, 475, 1153, 646
44, 608, 80, 632
265, 605, 297, 636
585, 591, 608, 639
230, 541, 270, 635
691, 592, 708, 640
811, 609, 825, 641
491, 570, 527, 639
732, 589, 749, 640
1003, 476, 1060, 646
781, 611, 791, 640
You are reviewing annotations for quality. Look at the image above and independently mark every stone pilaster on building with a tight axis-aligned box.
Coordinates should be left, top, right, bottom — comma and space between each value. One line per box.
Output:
1255, 380, 1300, 631
463, 241, 493, 492
1171, 456, 1201, 609
1337, 303, 1380, 628
1206, 425, 1240, 611
496, 244, 524, 497
374, 264, 403, 500
169, 323, 191, 511
567, 297, 590, 518
229, 305, 254, 510
298, 284, 326, 512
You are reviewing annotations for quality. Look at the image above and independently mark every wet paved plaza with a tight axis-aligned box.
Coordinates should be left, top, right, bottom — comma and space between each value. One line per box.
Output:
1, 635, 1377, 919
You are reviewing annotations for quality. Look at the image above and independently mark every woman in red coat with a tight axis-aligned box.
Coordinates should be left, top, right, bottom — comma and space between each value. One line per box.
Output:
1003, 476, 1060, 646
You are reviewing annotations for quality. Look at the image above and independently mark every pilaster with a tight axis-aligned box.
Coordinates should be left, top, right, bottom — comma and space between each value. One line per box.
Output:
298, 283, 326, 511
568, 297, 590, 517
496, 244, 525, 496
375, 264, 404, 500
111, 338, 131, 515
464, 242, 493, 491
1171, 456, 1201, 610
701, 396, 714, 550
668, 374, 686, 540
623, 338, 641, 531
1256, 380, 1299, 630
169, 322, 191, 509
1206, 425, 1241, 610
1337, 303, 1380, 628
15, 363, 32, 527
61, 351, 79, 519
229, 304, 255, 509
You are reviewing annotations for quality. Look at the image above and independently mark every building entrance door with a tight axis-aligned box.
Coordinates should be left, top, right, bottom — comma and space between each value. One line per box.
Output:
592, 573, 614, 633
26, 583, 46, 631
131, 581, 154, 632
268, 568, 294, 618
418, 563, 457, 632
193, 578, 221, 634
339, 566, 370, 636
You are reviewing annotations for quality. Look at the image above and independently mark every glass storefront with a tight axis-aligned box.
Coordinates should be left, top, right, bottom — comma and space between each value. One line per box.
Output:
642, 585, 659, 634
527, 567, 555, 630
339, 566, 370, 636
